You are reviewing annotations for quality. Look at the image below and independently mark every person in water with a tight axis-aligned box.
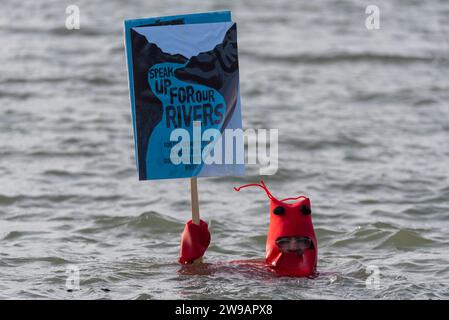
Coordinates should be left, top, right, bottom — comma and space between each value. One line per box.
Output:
179, 181, 318, 277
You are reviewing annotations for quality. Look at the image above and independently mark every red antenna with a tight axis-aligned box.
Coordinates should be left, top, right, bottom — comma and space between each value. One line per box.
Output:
234, 180, 275, 200
234, 180, 307, 203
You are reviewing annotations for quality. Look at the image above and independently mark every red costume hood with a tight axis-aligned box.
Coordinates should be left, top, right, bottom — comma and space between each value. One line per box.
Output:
235, 181, 317, 277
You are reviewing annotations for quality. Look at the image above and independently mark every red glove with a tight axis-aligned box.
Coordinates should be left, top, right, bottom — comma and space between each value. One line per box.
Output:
179, 219, 211, 264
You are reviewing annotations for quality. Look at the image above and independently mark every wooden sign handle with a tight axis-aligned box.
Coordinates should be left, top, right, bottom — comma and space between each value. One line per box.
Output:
190, 177, 200, 225
190, 177, 203, 264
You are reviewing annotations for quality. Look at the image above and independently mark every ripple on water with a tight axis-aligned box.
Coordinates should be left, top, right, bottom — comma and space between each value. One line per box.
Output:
76, 211, 183, 237
2, 230, 48, 241
0, 195, 20, 206
375, 229, 434, 250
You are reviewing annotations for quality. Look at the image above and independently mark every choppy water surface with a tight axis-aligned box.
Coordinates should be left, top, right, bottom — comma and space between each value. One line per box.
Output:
1, 0, 449, 299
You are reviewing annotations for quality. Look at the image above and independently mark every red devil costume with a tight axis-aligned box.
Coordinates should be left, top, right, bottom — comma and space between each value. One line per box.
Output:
179, 181, 318, 277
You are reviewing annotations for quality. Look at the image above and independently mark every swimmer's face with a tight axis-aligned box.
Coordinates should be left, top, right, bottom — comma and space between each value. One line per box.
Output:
265, 197, 317, 277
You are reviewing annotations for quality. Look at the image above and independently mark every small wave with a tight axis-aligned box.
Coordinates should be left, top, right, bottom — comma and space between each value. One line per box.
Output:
126, 211, 182, 232
83, 76, 117, 86
240, 51, 438, 65
283, 134, 366, 151
5, 213, 43, 222
0, 90, 33, 100
42, 169, 96, 178
113, 168, 136, 179
413, 98, 439, 106
0, 25, 111, 37
0, 75, 117, 86
315, 227, 346, 244
2, 230, 47, 241
21, 256, 69, 265
2, 231, 24, 240
2, 193, 123, 207
0, 195, 20, 205
375, 229, 434, 250
59, 235, 98, 244
400, 206, 440, 216
0, 76, 67, 85
49, 26, 118, 37
248, 234, 266, 246
77, 211, 182, 236
331, 227, 391, 248
27, 150, 99, 158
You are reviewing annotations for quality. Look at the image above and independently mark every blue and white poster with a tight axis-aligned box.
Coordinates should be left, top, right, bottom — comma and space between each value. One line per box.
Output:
124, 11, 244, 180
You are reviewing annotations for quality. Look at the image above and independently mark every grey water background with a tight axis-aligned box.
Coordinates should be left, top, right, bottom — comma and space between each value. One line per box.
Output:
1, 0, 448, 299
